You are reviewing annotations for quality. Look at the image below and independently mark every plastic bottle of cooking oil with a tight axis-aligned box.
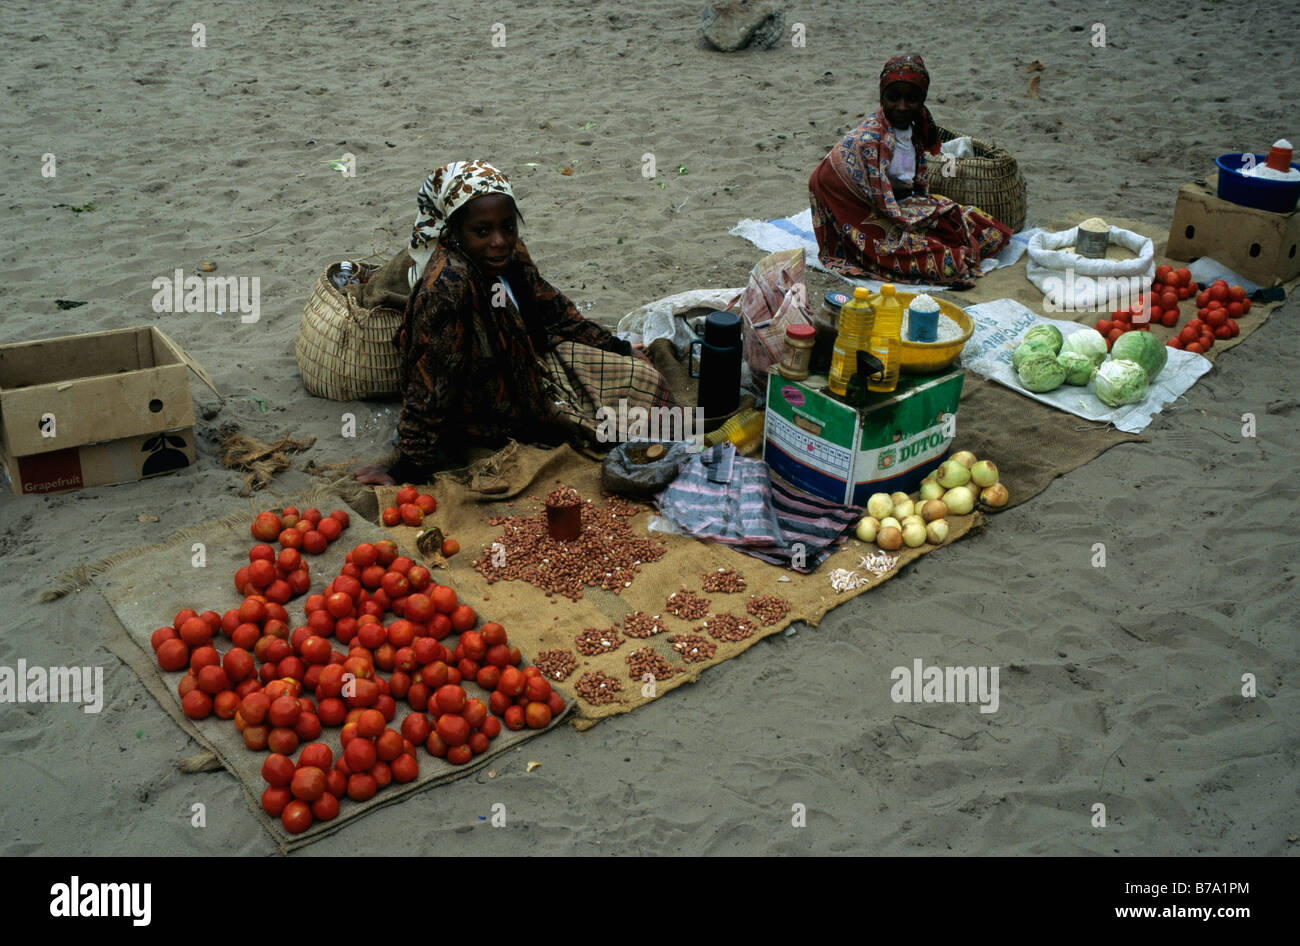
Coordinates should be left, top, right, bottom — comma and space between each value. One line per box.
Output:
828, 287, 875, 396
867, 284, 904, 393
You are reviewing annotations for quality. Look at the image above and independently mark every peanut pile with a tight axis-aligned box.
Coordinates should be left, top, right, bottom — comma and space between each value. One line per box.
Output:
534, 648, 578, 682
665, 588, 710, 621
545, 485, 582, 507
696, 612, 756, 643
701, 567, 747, 593
575, 670, 625, 705
574, 625, 624, 656
668, 633, 717, 663
746, 594, 792, 626
625, 647, 680, 682
621, 611, 667, 639
472, 489, 666, 601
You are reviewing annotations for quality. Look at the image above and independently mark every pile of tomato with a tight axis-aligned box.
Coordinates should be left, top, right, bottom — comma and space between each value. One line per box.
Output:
251, 506, 350, 558
379, 485, 461, 557
1093, 266, 1249, 356
148, 521, 563, 836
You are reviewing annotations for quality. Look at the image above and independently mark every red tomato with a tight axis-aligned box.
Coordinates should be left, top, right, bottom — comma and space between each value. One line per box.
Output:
281, 800, 313, 834
381, 571, 411, 599
157, 638, 190, 672
449, 605, 476, 633
326, 593, 354, 620
547, 691, 566, 717
503, 705, 526, 731
251, 512, 283, 542
1160, 310, 1178, 327
1226, 301, 1243, 318
151, 626, 178, 652
344, 737, 378, 773
267, 727, 300, 756
316, 516, 342, 543
1107, 327, 1124, 344
262, 786, 292, 818
1209, 284, 1228, 303
181, 689, 213, 719
396, 485, 419, 506
524, 676, 552, 703
390, 753, 419, 783
468, 732, 490, 755
1227, 319, 1240, 337
310, 792, 340, 822
480, 715, 502, 739
525, 701, 552, 729
498, 667, 526, 697
1185, 342, 1204, 355
446, 744, 472, 765
434, 684, 467, 715
425, 731, 448, 758
1167, 336, 1183, 349
290, 766, 327, 802
375, 729, 404, 762
489, 690, 512, 716
1154, 264, 1172, 282
1179, 326, 1199, 345
347, 773, 378, 802
381, 507, 402, 527
1174, 268, 1191, 286
436, 713, 470, 747
399, 504, 424, 527
462, 698, 488, 729
1227, 285, 1246, 302
401, 713, 432, 746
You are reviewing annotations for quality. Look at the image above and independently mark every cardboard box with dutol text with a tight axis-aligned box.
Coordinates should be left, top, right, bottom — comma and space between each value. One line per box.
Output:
764, 367, 964, 507
0, 326, 219, 494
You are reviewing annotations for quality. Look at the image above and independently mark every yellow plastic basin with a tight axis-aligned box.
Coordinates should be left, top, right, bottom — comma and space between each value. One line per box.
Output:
893, 291, 973, 374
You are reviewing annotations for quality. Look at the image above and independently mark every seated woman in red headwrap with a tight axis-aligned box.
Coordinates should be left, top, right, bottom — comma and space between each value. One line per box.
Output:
808, 54, 1012, 288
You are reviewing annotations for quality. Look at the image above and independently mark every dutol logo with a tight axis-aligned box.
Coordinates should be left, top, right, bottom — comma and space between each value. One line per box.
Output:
49, 877, 151, 926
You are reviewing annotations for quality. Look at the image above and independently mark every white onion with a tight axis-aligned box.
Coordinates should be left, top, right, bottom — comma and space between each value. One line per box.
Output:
892, 499, 915, 520
877, 526, 903, 551
902, 521, 927, 547
950, 450, 977, 469
880, 516, 901, 532
937, 460, 971, 489
919, 479, 944, 502
980, 482, 1010, 508
867, 493, 893, 519
970, 459, 999, 488
920, 499, 948, 522
855, 516, 880, 542
943, 485, 976, 515
926, 518, 950, 544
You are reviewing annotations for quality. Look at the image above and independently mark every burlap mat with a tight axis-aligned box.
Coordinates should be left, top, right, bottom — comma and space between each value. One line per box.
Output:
376, 443, 984, 729
92, 487, 559, 853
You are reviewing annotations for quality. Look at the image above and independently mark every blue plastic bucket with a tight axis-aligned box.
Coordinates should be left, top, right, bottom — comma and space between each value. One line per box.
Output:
1215, 154, 1300, 213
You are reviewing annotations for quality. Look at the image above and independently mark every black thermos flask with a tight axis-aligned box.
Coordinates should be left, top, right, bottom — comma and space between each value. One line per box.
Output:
688, 311, 743, 421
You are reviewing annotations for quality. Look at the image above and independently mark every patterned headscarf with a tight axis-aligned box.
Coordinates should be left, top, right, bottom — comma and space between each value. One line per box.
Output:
879, 54, 941, 156
408, 161, 517, 285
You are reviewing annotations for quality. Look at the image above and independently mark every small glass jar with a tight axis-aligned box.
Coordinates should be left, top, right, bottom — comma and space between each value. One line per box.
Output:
777, 324, 817, 381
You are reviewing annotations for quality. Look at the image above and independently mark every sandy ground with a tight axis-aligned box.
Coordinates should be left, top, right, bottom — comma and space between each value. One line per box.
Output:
1, 0, 1297, 856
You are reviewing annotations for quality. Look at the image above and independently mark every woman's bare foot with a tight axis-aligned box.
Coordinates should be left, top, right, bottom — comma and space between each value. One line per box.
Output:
354, 463, 396, 486
948, 279, 976, 292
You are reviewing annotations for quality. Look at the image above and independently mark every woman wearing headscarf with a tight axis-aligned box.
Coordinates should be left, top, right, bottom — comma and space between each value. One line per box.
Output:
355, 160, 673, 486
808, 54, 1012, 287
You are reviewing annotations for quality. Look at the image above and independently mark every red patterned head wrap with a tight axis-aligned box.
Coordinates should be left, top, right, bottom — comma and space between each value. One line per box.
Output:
879, 54, 940, 155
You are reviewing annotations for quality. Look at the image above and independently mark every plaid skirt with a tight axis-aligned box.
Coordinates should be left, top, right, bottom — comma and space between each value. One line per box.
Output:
539, 341, 676, 441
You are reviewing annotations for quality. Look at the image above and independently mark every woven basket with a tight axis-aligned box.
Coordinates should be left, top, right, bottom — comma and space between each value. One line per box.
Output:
929, 125, 1028, 232
294, 262, 403, 401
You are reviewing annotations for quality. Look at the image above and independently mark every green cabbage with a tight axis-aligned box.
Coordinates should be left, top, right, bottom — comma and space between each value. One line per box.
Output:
1056, 351, 1097, 386
1023, 323, 1064, 355
1093, 359, 1148, 407
1110, 331, 1167, 382
1013, 340, 1055, 372
1018, 352, 1067, 393
1060, 327, 1108, 367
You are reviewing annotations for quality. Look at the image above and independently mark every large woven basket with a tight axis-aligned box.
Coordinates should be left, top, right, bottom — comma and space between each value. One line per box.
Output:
295, 262, 403, 401
929, 125, 1028, 232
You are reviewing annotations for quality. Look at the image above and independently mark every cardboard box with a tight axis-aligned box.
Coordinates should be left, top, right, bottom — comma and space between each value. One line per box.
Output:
0, 327, 219, 494
1166, 178, 1300, 287
764, 367, 964, 506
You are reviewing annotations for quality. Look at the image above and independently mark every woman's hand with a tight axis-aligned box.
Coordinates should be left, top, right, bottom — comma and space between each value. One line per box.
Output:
630, 343, 653, 365
354, 463, 397, 486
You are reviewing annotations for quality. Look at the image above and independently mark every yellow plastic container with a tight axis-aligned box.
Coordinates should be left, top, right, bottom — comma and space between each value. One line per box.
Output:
866, 284, 904, 392
828, 288, 875, 396
891, 291, 975, 373
704, 408, 765, 454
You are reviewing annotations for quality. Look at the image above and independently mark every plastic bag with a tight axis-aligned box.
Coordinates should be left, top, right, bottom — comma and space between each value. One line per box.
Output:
737, 248, 814, 375
600, 440, 698, 498
1025, 226, 1154, 312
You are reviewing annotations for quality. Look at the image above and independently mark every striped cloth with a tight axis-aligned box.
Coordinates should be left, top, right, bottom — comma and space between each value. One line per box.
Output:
656, 444, 860, 573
